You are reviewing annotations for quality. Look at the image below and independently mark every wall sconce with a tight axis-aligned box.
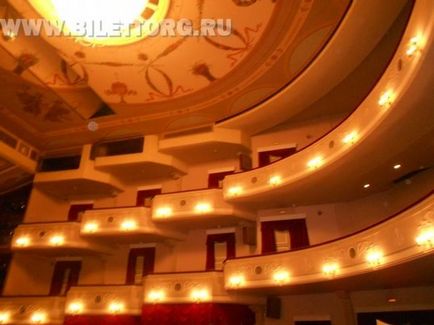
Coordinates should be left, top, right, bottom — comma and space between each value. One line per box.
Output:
322, 262, 340, 278
0, 312, 10, 324
15, 236, 31, 247
190, 289, 210, 303
67, 302, 84, 314
269, 175, 282, 187
227, 186, 243, 197
229, 275, 245, 288
121, 220, 138, 231
272, 270, 290, 285
307, 156, 324, 169
2, 29, 17, 41
366, 249, 384, 267
342, 131, 359, 145
84, 222, 99, 233
416, 228, 434, 249
49, 235, 65, 246
155, 207, 173, 218
108, 302, 124, 314
30, 312, 47, 324
148, 290, 166, 303
406, 36, 421, 57
194, 202, 213, 214
378, 90, 394, 108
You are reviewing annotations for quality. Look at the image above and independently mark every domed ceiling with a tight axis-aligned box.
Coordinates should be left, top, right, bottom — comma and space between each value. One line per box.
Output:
0, 0, 351, 149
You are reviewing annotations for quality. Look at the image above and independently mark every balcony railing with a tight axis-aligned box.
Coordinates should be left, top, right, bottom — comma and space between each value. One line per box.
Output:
0, 296, 65, 324
11, 222, 109, 255
65, 285, 143, 316
152, 189, 255, 228
223, 194, 434, 291
143, 271, 263, 305
81, 207, 185, 241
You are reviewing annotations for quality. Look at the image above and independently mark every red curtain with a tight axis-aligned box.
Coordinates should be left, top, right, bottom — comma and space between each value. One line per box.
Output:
206, 233, 236, 270
258, 147, 296, 167
136, 189, 162, 207
126, 248, 155, 285
49, 261, 81, 296
68, 204, 93, 222
208, 171, 234, 189
64, 315, 141, 325
142, 303, 255, 325
261, 219, 310, 254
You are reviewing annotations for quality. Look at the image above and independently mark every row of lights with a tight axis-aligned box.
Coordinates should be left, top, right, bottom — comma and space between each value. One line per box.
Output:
0, 311, 47, 324
363, 163, 403, 190
83, 219, 139, 233
146, 288, 210, 304
227, 227, 434, 288
155, 202, 214, 218
67, 301, 124, 315
225, 35, 423, 198
15, 234, 65, 248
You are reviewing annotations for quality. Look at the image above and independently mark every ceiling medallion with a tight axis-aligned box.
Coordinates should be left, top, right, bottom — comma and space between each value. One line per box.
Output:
28, 0, 170, 46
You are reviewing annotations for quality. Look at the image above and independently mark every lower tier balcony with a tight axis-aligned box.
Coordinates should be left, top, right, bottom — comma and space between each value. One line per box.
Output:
223, 193, 434, 292
11, 222, 110, 256
143, 271, 263, 305
65, 285, 143, 316
81, 207, 186, 242
152, 189, 255, 229
0, 296, 65, 324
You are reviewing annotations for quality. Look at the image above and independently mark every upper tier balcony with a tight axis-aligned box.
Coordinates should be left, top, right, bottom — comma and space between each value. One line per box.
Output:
223, 193, 434, 292
92, 136, 187, 182
151, 189, 255, 228
81, 207, 185, 242
34, 145, 123, 200
65, 285, 143, 316
143, 271, 263, 305
11, 222, 110, 256
159, 126, 250, 164
0, 296, 65, 324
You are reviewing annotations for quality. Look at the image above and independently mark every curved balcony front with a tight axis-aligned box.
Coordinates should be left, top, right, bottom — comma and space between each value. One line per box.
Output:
81, 207, 186, 242
152, 189, 255, 229
223, 193, 434, 292
11, 222, 110, 256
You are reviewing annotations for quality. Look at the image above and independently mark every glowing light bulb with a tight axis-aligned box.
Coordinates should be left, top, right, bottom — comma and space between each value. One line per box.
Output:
393, 164, 402, 170
364, 184, 371, 189
15, 236, 31, 247
366, 249, 384, 267
68, 302, 84, 314
84, 222, 99, 233
322, 262, 340, 277
30, 312, 46, 324
416, 228, 434, 248
121, 220, 137, 231
272, 270, 290, 285
148, 290, 165, 303
0, 312, 10, 324
342, 131, 359, 145
307, 156, 324, 169
269, 175, 282, 186
108, 302, 124, 314
49, 235, 65, 246
229, 275, 245, 288
190, 289, 209, 303
406, 36, 421, 57
378, 90, 394, 108
155, 207, 173, 218
228, 186, 243, 197
194, 202, 213, 214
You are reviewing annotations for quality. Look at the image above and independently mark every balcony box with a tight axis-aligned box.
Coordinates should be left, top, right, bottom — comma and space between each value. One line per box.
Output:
34, 145, 123, 200
66, 285, 143, 315
159, 126, 251, 164
11, 222, 109, 255
0, 296, 65, 324
93, 136, 187, 182
152, 189, 255, 228
81, 207, 185, 242
143, 271, 263, 305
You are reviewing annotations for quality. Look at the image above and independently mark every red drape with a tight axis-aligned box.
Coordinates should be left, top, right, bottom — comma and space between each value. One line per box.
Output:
126, 247, 156, 285
258, 147, 296, 167
64, 315, 141, 325
136, 189, 162, 207
142, 303, 255, 325
208, 171, 234, 189
261, 219, 310, 254
68, 204, 93, 222
50, 261, 81, 296
206, 233, 236, 270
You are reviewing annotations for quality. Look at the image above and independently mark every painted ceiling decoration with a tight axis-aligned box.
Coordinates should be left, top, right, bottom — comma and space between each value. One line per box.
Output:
0, 0, 351, 150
